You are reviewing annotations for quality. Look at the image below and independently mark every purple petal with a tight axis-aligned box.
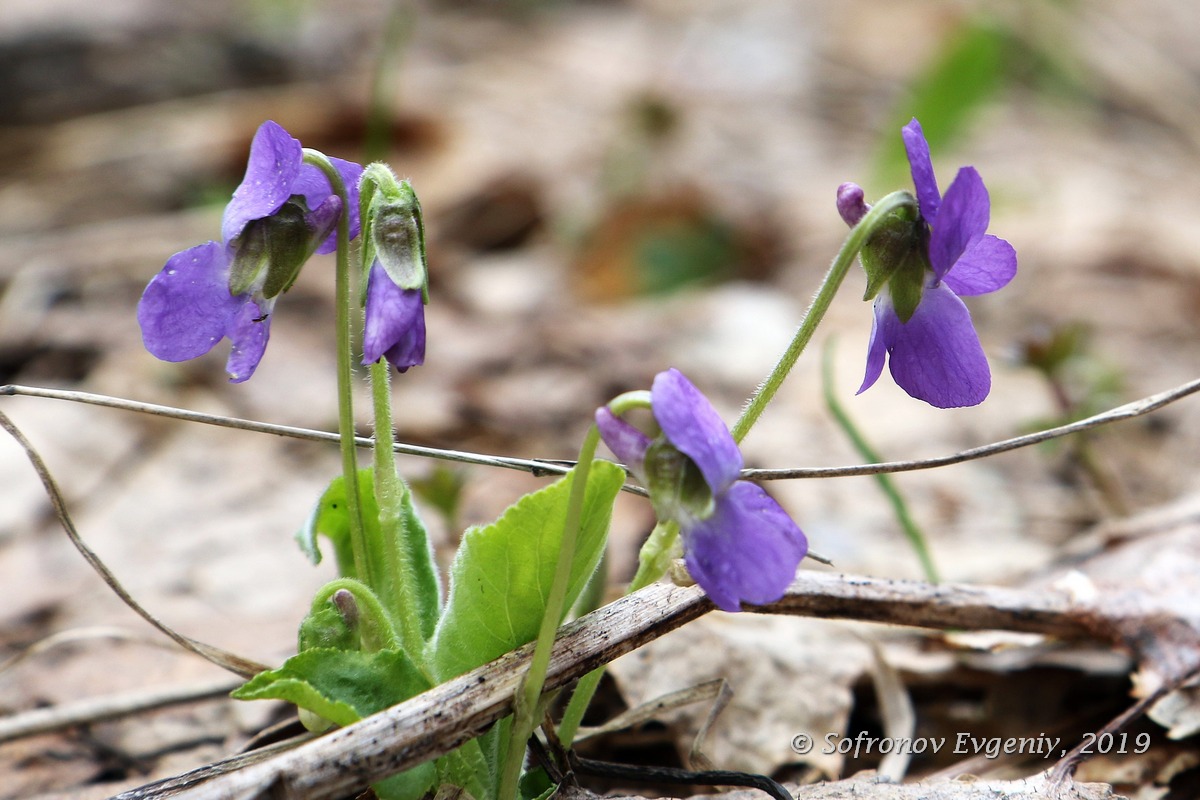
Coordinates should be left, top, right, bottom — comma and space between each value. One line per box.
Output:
294, 156, 365, 254
928, 167, 990, 281
942, 234, 1017, 296
857, 296, 890, 395
651, 369, 742, 494
595, 407, 652, 476
902, 119, 941, 221
836, 183, 869, 227
224, 299, 272, 383
138, 242, 241, 362
222, 121, 303, 244
684, 481, 807, 612
885, 282, 991, 408
362, 263, 425, 370
305, 195, 343, 255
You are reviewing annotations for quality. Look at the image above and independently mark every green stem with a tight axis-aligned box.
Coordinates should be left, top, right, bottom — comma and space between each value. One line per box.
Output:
562, 198, 921, 747
556, 523, 674, 747
628, 520, 681, 593
821, 339, 939, 583
303, 150, 371, 587
499, 425, 601, 800
557, 393, 674, 748
730, 190, 917, 444
369, 359, 427, 663
310, 578, 398, 653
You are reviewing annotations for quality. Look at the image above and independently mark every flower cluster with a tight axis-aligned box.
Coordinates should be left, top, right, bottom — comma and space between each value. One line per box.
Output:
596, 369, 807, 612
839, 118, 1017, 408
137, 121, 426, 381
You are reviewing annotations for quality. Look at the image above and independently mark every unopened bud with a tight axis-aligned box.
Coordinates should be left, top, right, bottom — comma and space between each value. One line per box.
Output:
837, 183, 870, 226
331, 588, 359, 630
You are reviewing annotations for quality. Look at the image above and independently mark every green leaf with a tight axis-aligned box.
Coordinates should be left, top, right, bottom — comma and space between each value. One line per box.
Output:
232, 647, 430, 724
298, 469, 442, 641
296, 473, 362, 580
390, 476, 442, 641
429, 460, 624, 682
234, 647, 438, 800
437, 739, 494, 800
373, 768, 438, 800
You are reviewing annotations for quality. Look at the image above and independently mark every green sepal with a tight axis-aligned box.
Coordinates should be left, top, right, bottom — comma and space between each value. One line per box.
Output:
371, 194, 427, 292
360, 163, 429, 296
429, 460, 624, 683
228, 201, 314, 299
885, 243, 929, 324
642, 441, 714, 522
859, 203, 921, 301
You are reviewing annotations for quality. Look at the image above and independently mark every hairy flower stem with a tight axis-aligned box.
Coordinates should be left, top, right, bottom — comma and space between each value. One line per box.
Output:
303, 150, 371, 589
369, 359, 428, 665
730, 190, 918, 444
555, 527, 674, 747
558, 391, 672, 748
500, 425, 601, 800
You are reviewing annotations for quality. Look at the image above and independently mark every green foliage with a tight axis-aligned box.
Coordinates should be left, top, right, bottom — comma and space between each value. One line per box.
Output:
232, 646, 431, 726
296, 473, 360, 579
233, 646, 438, 799
252, 459, 625, 800
430, 460, 625, 682
297, 468, 442, 642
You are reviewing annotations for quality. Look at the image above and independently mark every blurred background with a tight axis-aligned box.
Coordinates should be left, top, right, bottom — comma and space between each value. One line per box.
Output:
3, 0, 1200, 795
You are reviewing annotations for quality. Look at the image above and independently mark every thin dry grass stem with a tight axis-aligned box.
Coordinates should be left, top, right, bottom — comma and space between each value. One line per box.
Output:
0, 409, 268, 679
6, 376, 1200, 485
745, 376, 1200, 480
0, 678, 242, 744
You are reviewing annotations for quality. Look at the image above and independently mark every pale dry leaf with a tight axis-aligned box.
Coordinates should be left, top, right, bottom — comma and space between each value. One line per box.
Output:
606, 613, 872, 779
1034, 498, 1200, 739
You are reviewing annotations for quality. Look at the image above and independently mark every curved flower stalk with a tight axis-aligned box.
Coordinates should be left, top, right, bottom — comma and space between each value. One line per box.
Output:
839, 118, 1017, 408
595, 368, 807, 611
138, 120, 364, 382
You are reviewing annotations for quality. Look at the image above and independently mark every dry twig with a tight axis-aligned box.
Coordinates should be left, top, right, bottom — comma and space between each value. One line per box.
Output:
112, 572, 1120, 800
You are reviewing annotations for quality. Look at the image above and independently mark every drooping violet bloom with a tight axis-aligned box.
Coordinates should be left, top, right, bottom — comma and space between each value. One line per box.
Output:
596, 369, 807, 612
362, 260, 426, 372
138, 120, 364, 382
841, 118, 1017, 408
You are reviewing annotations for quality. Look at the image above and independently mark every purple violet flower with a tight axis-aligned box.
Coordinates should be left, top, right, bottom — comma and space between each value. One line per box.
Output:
362, 260, 426, 372
842, 118, 1017, 408
596, 369, 808, 612
138, 120, 364, 382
